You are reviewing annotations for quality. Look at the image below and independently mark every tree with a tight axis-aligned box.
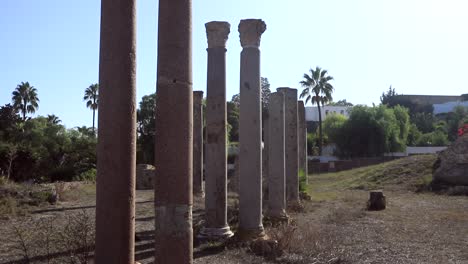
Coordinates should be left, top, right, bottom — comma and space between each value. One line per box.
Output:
137, 93, 156, 164
329, 105, 408, 157
299, 66, 334, 155
322, 113, 347, 143
12, 82, 39, 121
327, 99, 353, 106
0, 104, 20, 141
230, 76, 271, 111
83, 83, 99, 133
261, 77, 271, 113
380, 85, 397, 105
47, 114, 61, 125
227, 102, 240, 142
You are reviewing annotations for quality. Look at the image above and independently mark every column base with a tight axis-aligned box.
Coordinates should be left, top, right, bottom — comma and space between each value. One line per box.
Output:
287, 199, 304, 212
198, 226, 234, 241
265, 210, 290, 225
236, 226, 265, 241
193, 191, 205, 198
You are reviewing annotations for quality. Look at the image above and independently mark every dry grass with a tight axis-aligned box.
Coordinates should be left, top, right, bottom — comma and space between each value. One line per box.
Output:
1, 155, 467, 264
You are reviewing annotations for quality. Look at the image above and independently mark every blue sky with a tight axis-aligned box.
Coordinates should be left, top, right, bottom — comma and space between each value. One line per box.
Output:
1, 0, 467, 128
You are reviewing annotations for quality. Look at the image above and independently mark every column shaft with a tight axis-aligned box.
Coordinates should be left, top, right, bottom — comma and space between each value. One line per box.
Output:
193, 91, 204, 196
95, 0, 136, 263
239, 47, 263, 235
267, 92, 288, 219
277, 88, 299, 202
298, 101, 308, 187
200, 21, 232, 240
238, 19, 266, 239
204, 47, 231, 233
154, 0, 193, 263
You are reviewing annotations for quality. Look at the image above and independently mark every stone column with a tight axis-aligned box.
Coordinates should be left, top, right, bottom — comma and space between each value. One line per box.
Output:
154, 0, 193, 263
238, 19, 267, 240
277, 88, 299, 203
193, 91, 204, 197
266, 92, 288, 221
298, 101, 308, 187
95, 0, 136, 263
262, 115, 269, 201
199, 21, 233, 240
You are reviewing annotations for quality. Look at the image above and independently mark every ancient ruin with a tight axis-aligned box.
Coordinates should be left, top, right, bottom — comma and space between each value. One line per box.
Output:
277, 88, 300, 203
238, 19, 267, 239
266, 92, 289, 221
433, 134, 468, 186
95, 0, 137, 263
193, 91, 204, 196
199, 21, 233, 239
154, 0, 193, 262
298, 100, 308, 185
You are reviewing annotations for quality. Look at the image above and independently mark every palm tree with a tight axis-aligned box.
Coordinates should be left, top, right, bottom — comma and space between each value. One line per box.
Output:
47, 114, 61, 125
12, 82, 40, 121
83, 83, 99, 133
299, 66, 334, 155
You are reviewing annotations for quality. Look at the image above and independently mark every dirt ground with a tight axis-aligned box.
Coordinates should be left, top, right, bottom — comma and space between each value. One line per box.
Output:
1, 161, 468, 263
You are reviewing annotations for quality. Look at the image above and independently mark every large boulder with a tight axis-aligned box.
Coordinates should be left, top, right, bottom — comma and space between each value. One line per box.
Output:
136, 164, 155, 190
433, 136, 468, 186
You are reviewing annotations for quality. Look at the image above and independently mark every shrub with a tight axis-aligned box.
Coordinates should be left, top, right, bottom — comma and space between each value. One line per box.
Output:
298, 169, 307, 193
76, 168, 97, 182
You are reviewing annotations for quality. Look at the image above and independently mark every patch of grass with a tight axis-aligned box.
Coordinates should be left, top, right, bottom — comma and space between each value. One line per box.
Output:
59, 183, 96, 202
0, 195, 19, 216
307, 155, 437, 200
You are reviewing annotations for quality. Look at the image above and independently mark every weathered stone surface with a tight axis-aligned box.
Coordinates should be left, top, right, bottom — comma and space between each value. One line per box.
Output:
200, 20, 233, 240
367, 190, 386, 211
95, 0, 137, 262
154, 0, 193, 262
433, 136, 468, 186
238, 18, 266, 240
277, 88, 299, 203
298, 101, 307, 185
266, 92, 288, 221
193, 91, 204, 196
136, 164, 155, 190
238, 19, 266, 48
206, 21, 230, 48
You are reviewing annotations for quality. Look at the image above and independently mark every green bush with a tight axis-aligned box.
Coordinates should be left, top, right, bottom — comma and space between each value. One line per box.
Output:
299, 169, 307, 193
76, 168, 96, 182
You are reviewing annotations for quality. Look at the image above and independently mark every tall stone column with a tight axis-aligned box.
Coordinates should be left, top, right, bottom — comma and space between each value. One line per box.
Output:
266, 92, 288, 221
95, 0, 136, 263
238, 19, 267, 239
193, 91, 204, 197
298, 101, 308, 187
199, 21, 233, 240
277, 88, 299, 203
154, 0, 193, 263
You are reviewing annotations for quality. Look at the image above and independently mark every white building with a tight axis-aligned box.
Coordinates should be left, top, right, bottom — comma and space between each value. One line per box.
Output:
305, 105, 350, 122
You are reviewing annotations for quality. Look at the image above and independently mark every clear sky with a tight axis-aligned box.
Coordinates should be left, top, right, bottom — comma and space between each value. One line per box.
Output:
1, 0, 467, 128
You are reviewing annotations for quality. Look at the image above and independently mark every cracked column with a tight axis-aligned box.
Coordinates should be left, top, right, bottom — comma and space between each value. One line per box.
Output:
95, 1, 136, 263
193, 91, 204, 197
238, 19, 266, 239
199, 21, 233, 240
154, 0, 193, 263
277, 88, 299, 203
298, 101, 308, 187
266, 92, 289, 221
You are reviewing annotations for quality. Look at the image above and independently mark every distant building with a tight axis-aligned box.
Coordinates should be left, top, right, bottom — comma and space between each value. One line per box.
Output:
394, 94, 462, 105
305, 105, 351, 132
305, 105, 350, 122
394, 94, 468, 114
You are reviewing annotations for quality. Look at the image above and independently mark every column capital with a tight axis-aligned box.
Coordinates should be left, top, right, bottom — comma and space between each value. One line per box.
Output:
193, 90, 204, 97
205, 21, 231, 48
238, 19, 266, 48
